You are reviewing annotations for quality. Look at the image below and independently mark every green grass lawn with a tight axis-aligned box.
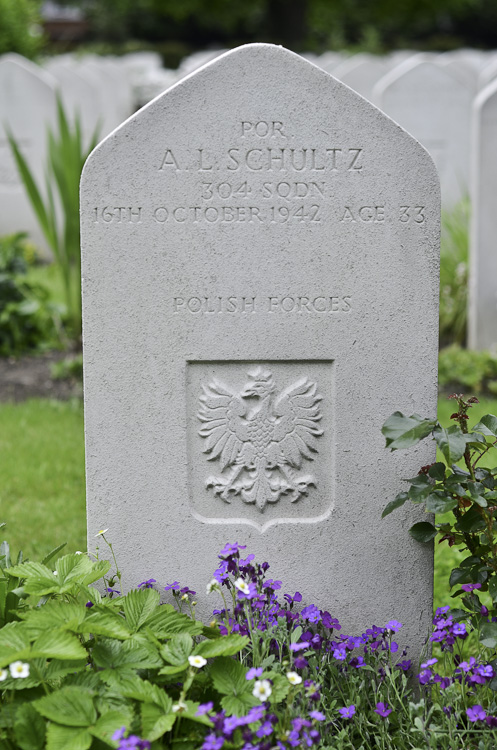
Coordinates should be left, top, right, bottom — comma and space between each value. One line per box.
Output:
1, 392, 497, 612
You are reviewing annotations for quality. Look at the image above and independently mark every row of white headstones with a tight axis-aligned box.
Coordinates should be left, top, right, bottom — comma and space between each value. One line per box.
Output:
0, 47, 496, 349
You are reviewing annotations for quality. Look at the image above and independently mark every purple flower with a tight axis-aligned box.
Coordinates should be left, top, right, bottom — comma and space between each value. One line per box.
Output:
202, 733, 225, 750
196, 702, 214, 716
466, 705, 487, 722
349, 656, 365, 668
421, 658, 438, 668
85, 601, 94, 608
418, 669, 432, 685
246, 667, 263, 680
301, 604, 321, 623
452, 623, 467, 636
461, 583, 482, 592
290, 642, 308, 652
294, 657, 308, 669
390, 641, 399, 653
476, 664, 494, 679
218, 543, 247, 558
321, 611, 341, 630
112, 728, 126, 741
385, 620, 403, 633
138, 578, 156, 589
164, 581, 180, 591
309, 711, 325, 721
339, 705, 356, 719
256, 721, 274, 738
397, 660, 412, 672
486, 716, 497, 727
375, 702, 392, 718
105, 587, 120, 595
333, 647, 347, 661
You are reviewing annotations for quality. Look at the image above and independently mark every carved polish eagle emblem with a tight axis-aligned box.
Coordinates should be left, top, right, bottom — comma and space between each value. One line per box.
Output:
197, 367, 323, 512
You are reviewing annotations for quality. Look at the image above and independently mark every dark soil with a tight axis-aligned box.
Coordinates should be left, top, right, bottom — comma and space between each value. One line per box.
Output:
0, 351, 82, 402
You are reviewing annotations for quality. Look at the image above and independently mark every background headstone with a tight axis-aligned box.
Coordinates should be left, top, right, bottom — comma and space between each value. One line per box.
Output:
374, 58, 472, 207
0, 53, 57, 255
468, 77, 497, 350
81, 44, 439, 658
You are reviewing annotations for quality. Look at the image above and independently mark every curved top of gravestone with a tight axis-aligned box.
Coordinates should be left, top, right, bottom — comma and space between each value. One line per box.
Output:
83, 43, 439, 183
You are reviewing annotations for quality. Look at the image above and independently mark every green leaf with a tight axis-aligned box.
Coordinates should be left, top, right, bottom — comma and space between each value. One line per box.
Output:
267, 673, 291, 704
34, 687, 97, 727
382, 412, 436, 450
161, 633, 193, 666
455, 507, 486, 533
76, 609, 131, 640
425, 494, 458, 514
14, 703, 46, 750
6, 561, 61, 596
41, 543, 67, 566
31, 630, 87, 660
100, 673, 172, 711
92, 638, 161, 670
195, 634, 249, 658
449, 567, 472, 587
480, 621, 497, 649
382, 492, 408, 518
433, 424, 467, 465
473, 414, 497, 438
467, 482, 488, 508
20, 602, 85, 638
220, 693, 258, 715
0, 622, 31, 667
123, 588, 160, 633
489, 578, 497, 602
90, 711, 132, 746
408, 475, 433, 503
210, 656, 250, 697
45, 725, 92, 750
143, 606, 203, 637
409, 522, 437, 543
141, 703, 176, 742
428, 462, 446, 481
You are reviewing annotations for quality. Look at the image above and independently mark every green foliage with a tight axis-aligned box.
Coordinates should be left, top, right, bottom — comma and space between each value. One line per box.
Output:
0, 232, 61, 355
0, 0, 43, 59
7, 98, 100, 344
383, 394, 497, 631
439, 344, 497, 394
439, 198, 470, 347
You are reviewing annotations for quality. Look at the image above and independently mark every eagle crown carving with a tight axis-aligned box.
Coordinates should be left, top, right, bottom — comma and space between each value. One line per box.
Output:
197, 367, 323, 512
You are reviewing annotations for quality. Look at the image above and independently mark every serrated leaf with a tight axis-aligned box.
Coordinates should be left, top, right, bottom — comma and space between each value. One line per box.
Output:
6, 562, 61, 595
92, 637, 161, 670
220, 693, 257, 716
196, 634, 249, 658
210, 656, 251, 697
141, 703, 176, 742
268, 674, 291, 704
382, 492, 408, 519
14, 703, 46, 750
433, 424, 467, 465
382, 412, 436, 450
143, 606, 203, 637
41, 543, 67, 566
90, 710, 132, 746
34, 687, 97, 727
19, 602, 85, 638
425, 494, 458, 514
473, 415, 497, 438
45, 724, 92, 750
76, 609, 131, 639
480, 621, 497, 649
123, 588, 160, 633
409, 522, 437, 543
161, 633, 193, 665
100, 673, 172, 711
158, 663, 188, 676
31, 630, 87, 660
0, 622, 31, 667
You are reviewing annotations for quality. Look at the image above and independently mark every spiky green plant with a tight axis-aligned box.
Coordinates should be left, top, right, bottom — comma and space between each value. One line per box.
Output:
7, 96, 100, 344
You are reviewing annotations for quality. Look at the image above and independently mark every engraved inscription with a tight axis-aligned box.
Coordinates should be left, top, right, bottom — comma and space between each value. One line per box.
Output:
173, 295, 352, 314
198, 367, 323, 512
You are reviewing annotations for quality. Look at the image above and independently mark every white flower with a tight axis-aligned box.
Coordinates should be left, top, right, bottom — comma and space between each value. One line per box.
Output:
172, 701, 187, 713
188, 655, 207, 668
53, 571, 58, 575
234, 577, 250, 595
286, 671, 302, 685
181, 593, 189, 601
10, 662, 29, 679
94, 528, 109, 537
75, 551, 84, 555
252, 679, 272, 701
206, 579, 219, 594
0, 669, 8, 681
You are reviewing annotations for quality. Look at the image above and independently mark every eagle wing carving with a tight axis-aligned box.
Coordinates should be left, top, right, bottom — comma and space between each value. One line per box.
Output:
270, 377, 323, 469
198, 379, 249, 470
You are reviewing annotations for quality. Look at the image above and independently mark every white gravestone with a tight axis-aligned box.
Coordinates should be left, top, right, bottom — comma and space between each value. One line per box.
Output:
468, 77, 497, 350
0, 54, 57, 254
332, 54, 390, 102
374, 59, 472, 207
81, 44, 439, 656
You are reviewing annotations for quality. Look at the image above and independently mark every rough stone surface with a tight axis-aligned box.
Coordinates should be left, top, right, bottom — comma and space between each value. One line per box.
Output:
374, 58, 472, 207
0, 54, 57, 254
81, 44, 440, 656
469, 77, 497, 350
